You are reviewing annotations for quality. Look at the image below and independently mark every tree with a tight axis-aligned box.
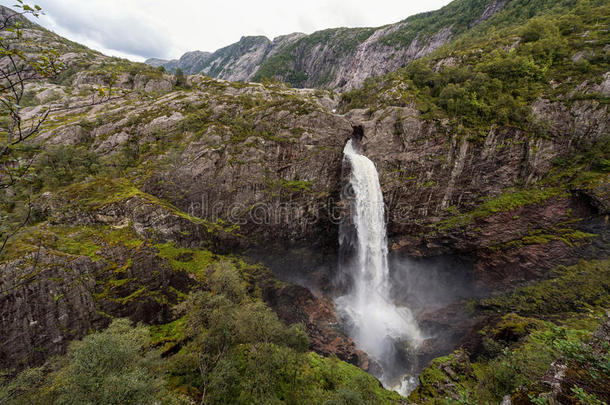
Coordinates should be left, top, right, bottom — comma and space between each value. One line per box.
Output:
0, 367, 45, 404
0, 1, 62, 161
0, 319, 188, 405
53, 319, 178, 405
0, 2, 62, 259
174, 67, 185, 88
0, 2, 122, 260
175, 262, 311, 404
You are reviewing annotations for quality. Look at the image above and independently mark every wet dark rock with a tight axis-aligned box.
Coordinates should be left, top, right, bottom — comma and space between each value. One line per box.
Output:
265, 283, 371, 369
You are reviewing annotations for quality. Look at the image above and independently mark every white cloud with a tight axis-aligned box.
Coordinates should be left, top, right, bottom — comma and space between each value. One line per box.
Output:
0, 0, 452, 61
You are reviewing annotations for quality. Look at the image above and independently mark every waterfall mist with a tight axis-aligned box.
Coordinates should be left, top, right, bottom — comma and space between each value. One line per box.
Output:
389, 254, 482, 315
335, 139, 423, 395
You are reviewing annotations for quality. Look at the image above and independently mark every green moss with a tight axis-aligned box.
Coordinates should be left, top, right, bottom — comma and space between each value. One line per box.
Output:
525, 228, 595, 246
113, 286, 147, 304
265, 179, 313, 197
60, 178, 142, 210
1, 225, 105, 261
150, 316, 187, 354
490, 226, 597, 251
57, 178, 239, 237
155, 242, 214, 280
436, 187, 564, 231
481, 259, 610, 319
490, 313, 546, 339
409, 350, 474, 404
152, 242, 279, 296
103, 226, 143, 249
480, 188, 563, 213
106, 277, 134, 288
59, 236, 101, 259
150, 316, 186, 344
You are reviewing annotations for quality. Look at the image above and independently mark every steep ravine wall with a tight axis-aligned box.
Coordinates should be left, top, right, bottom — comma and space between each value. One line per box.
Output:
1, 78, 607, 376
137, 92, 607, 367
125, 90, 609, 295
344, 102, 608, 289
146, 25, 455, 90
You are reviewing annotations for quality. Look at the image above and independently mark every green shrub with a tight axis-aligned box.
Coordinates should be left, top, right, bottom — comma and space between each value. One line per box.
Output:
52, 319, 174, 405
520, 18, 558, 42
174, 68, 186, 88
32, 145, 100, 191
164, 262, 401, 404
2, 319, 186, 405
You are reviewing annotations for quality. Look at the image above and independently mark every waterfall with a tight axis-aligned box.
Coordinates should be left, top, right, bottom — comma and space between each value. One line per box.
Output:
336, 139, 422, 395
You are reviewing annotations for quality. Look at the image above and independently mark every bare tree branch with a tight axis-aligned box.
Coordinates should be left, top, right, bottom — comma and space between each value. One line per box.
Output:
0, 3, 61, 259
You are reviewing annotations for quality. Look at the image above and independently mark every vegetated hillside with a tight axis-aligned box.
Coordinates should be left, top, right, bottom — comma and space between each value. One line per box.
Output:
0, 6, 394, 404
0, 0, 609, 403
338, 0, 610, 402
147, 0, 601, 90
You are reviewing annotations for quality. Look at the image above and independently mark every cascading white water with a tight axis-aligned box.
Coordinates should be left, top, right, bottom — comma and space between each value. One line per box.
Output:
336, 139, 422, 394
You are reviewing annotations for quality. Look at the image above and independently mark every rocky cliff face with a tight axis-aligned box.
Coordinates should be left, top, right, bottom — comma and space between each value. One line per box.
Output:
7, 72, 604, 371
0, 75, 361, 370
0, 242, 192, 368
165, 50, 212, 74
4, 58, 607, 369
345, 100, 608, 289
200, 36, 272, 81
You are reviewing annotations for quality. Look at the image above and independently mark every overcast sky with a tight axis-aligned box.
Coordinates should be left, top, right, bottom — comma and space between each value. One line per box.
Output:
1, 0, 452, 62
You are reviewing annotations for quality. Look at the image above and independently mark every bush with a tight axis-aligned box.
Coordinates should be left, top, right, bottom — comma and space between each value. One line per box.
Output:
166, 262, 403, 404
2, 319, 186, 405
51, 319, 173, 405
174, 68, 186, 88
520, 18, 559, 42
32, 145, 100, 191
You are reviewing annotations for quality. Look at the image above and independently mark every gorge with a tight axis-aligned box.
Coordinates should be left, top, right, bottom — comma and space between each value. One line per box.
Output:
0, 0, 608, 403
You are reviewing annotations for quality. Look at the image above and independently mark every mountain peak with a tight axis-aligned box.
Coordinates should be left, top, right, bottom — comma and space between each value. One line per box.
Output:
144, 0, 516, 89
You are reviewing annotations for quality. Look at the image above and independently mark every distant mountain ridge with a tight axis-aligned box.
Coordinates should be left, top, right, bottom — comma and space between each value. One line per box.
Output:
147, 34, 306, 82
146, 0, 514, 89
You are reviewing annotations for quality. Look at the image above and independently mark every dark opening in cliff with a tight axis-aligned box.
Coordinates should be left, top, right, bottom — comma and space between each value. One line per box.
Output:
351, 125, 364, 142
